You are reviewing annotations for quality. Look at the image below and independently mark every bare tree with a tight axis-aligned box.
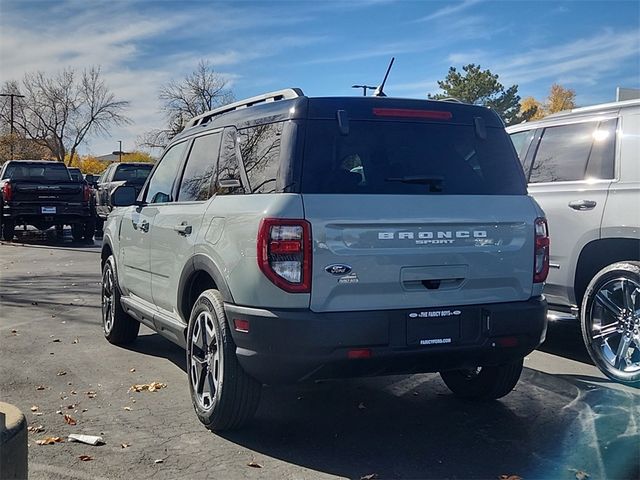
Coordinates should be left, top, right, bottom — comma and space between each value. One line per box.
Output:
0, 67, 129, 164
139, 60, 234, 150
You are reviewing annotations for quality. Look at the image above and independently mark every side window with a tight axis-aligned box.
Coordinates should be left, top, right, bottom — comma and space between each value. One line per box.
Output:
238, 122, 282, 193
216, 128, 244, 195
585, 118, 617, 180
509, 130, 535, 167
99, 165, 113, 183
529, 122, 615, 183
178, 133, 221, 202
144, 142, 188, 204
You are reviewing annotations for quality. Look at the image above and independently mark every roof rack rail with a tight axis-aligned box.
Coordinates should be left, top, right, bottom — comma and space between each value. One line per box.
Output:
184, 88, 304, 129
439, 97, 464, 103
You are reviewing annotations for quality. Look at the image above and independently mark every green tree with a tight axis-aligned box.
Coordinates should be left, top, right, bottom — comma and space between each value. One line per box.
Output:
428, 64, 532, 126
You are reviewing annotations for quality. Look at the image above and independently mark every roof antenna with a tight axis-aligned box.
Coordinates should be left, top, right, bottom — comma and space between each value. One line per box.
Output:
373, 57, 395, 97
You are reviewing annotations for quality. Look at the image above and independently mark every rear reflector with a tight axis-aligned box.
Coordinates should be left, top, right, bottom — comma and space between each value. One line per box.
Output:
496, 336, 519, 347
233, 318, 250, 333
347, 348, 372, 359
372, 108, 452, 120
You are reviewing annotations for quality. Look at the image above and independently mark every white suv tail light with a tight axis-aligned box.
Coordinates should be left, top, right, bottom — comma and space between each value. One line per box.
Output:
257, 218, 312, 293
534, 217, 550, 283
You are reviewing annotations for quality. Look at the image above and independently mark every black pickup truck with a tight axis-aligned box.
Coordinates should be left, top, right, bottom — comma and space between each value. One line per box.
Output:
0, 160, 96, 242
94, 162, 153, 230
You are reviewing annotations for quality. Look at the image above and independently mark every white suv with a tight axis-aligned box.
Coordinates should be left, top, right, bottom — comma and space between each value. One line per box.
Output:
507, 99, 640, 385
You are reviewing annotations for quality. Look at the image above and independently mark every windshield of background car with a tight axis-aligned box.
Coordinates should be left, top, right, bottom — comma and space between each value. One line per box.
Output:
2, 163, 72, 182
113, 164, 153, 182
301, 120, 526, 195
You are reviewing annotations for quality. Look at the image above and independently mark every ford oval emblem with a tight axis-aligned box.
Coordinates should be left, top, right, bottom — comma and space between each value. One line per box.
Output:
325, 264, 352, 276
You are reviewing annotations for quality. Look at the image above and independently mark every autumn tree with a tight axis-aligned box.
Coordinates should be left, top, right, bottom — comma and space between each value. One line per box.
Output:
519, 83, 577, 121
519, 97, 545, 121
428, 64, 533, 125
121, 151, 155, 163
0, 67, 130, 164
140, 60, 234, 149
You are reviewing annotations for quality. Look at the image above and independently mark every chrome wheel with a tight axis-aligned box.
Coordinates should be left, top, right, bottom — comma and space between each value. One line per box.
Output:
102, 265, 115, 334
587, 277, 640, 375
189, 311, 222, 411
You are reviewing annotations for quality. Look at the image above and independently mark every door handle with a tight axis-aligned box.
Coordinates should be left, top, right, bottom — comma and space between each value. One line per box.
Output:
139, 220, 150, 232
173, 223, 192, 236
568, 200, 597, 211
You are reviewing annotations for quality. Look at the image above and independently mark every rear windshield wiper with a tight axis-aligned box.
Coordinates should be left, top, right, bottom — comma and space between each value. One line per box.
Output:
384, 175, 444, 192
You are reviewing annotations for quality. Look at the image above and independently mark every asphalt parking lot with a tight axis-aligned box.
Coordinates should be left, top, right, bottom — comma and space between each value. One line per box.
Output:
1, 231, 639, 480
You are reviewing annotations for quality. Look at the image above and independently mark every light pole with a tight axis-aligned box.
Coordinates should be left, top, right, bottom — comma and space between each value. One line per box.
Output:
351, 85, 377, 96
112, 140, 123, 162
0, 93, 26, 160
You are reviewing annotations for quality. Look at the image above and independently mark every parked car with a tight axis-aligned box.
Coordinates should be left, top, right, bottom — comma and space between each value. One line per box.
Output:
0, 160, 95, 242
101, 88, 548, 431
93, 162, 153, 231
507, 98, 640, 386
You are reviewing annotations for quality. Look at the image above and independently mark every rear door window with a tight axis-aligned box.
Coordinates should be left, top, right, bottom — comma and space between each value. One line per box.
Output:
177, 133, 221, 202
238, 123, 282, 193
529, 119, 617, 183
301, 120, 526, 195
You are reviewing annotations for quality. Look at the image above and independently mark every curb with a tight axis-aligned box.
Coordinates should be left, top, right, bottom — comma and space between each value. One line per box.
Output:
0, 402, 28, 480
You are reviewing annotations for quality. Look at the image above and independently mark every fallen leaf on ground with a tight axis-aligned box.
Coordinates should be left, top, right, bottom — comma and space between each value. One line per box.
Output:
247, 461, 263, 468
31, 301, 38, 305
36, 385, 46, 391
79, 455, 93, 461
498, 476, 522, 480
130, 368, 135, 373
121, 443, 130, 449
569, 469, 589, 480
63, 414, 77, 425
52, 338, 60, 342
66, 404, 75, 409
33, 412, 44, 416
86, 391, 96, 398
360, 474, 378, 480
57, 371, 67, 376
70, 390, 77, 395
154, 459, 164, 464
11, 329, 18, 335
72, 337, 79, 344
36, 436, 64, 445
28, 425, 44, 433
56, 410, 62, 415
129, 382, 166, 393
358, 402, 366, 410
30, 406, 38, 412
123, 406, 131, 411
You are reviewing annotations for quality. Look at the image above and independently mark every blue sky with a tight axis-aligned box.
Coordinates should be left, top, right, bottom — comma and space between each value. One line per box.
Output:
1, 0, 639, 156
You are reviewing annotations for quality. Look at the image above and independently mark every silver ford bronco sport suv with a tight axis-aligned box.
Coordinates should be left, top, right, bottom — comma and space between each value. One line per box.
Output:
101, 89, 549, 431
508, 98, 640, 386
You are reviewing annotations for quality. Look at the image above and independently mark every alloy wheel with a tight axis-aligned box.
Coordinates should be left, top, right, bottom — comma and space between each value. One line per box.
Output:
102, 266, 115, 334
587, 277, 640, 374
189, 311, 222, 411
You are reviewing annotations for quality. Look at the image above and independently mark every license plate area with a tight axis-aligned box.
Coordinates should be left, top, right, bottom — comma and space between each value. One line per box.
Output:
406, 308, 476, 346
41, 206, 56, 214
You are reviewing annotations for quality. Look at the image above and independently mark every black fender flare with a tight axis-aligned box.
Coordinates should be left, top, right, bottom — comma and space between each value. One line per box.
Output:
177, 254, 234, 320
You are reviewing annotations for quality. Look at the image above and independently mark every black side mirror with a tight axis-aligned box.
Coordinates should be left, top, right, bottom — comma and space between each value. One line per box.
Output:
112, 185, 138, 207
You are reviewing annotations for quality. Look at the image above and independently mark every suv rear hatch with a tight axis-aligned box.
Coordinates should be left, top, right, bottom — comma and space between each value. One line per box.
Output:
299, 104, 537, 312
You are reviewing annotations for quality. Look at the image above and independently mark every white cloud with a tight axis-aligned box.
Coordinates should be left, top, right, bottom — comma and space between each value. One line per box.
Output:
415, 0, 483, 22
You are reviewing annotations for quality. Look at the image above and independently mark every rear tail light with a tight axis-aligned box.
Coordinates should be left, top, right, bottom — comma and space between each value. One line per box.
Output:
257, 218, 311, 293
533, 217, 550, 283
83, 184, 91, 202
2, 182, 12, 202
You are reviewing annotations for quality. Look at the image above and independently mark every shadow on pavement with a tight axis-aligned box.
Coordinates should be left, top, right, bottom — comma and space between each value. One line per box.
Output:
1, 228, 101, 250
540, 319, 593, 365
119, 332, 639, 480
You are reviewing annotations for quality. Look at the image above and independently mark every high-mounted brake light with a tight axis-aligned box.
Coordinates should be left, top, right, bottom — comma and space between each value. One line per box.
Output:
533, 217, 550, 283
258, 218, 312, 293
372, 108, 453, 120
2, 182, 12, 202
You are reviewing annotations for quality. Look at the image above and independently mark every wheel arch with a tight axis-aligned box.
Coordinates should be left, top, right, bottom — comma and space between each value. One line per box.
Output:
178, 254, 234, 325
574, 238, 640, 307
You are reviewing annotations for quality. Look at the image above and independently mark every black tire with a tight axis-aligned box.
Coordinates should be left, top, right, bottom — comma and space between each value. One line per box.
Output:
101, 255, 139, 345
1, 218, 15, 241
83, 219, 96, 241
186, 289, 261, 431
440, 359, 523, 400
580, 261, 640, 386
71, 223, 84, 242
95, 217, 105, 233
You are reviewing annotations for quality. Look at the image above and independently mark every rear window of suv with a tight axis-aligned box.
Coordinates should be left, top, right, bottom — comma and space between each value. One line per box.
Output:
113, 164, 153, 182
2, 163, 71, 182
301, 120, 526, 195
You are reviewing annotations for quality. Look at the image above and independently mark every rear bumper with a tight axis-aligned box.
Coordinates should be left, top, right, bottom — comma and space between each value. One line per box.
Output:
2, 203, 92, 226
225, 297, 547, 384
